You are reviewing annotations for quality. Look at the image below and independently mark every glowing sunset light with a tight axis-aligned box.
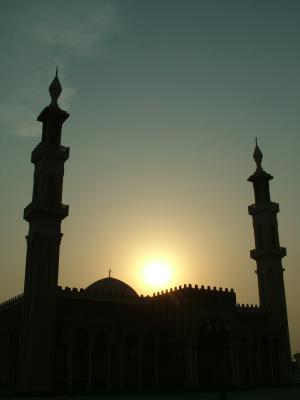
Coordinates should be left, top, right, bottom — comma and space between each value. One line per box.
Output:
143, 260, 172, 288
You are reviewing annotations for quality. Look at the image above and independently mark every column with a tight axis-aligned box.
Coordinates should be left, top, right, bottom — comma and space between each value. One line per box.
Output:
257, 339, 262, 384
87, 331, 94, 391
4, 333, 8, 385
154, 341, 159, 389
229, 342, 240, 387
120, 343, 124, 391
234, 343, 240, 386
106, 342, 111, 391
0, 335, 2, 383
7, 334, 12, 387
138, 341, 142, 390
193, 343, 199, 387
269, 340, 274, 383
67, 341, 74, 391
248, 339, 254, 385
184, 342, 193, 388
223, 344, 230, 386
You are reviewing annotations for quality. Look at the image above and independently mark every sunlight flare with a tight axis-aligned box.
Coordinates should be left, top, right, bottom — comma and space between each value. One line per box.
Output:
143, 260, 172, 288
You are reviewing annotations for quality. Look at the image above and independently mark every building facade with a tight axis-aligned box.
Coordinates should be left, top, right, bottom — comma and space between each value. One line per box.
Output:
0, 74, 291, 393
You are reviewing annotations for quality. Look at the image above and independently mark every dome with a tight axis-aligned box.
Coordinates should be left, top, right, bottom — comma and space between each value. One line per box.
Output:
85, 277, 138, 298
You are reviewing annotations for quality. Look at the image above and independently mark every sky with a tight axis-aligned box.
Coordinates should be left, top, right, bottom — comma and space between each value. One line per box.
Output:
0, 0, 299, 353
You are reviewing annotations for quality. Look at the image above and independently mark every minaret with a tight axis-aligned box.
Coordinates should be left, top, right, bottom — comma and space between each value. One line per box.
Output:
248, 140, 291, 383
17, 70, 69, 392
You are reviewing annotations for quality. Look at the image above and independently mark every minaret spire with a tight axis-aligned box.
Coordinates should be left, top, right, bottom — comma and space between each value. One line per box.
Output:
17, 72, 70, 392
253, 138, 263, 171
49, 67, 62, 107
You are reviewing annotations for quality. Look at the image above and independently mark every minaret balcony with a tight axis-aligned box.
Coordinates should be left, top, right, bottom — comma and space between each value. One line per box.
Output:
31, 143, 69, 163
24, 202, 69, 221
248, 201, 279, 215
250, 246, 286, 260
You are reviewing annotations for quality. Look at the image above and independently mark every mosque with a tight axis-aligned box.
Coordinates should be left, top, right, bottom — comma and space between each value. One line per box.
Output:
0, 73, 292, 393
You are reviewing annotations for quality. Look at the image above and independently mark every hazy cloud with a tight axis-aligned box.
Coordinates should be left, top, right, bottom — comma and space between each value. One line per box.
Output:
0, 0, 119, 137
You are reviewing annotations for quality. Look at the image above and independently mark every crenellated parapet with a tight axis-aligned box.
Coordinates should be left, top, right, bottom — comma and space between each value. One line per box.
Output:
0, 294, 24, 310
57, 285, 141, 302
151, 283, 235, 297
149, 283, 236, 309
57, 286, 84, 295
236, 303, 262, 312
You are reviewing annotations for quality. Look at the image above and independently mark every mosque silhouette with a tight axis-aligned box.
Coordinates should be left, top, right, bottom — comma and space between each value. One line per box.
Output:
0, 73, 292, 393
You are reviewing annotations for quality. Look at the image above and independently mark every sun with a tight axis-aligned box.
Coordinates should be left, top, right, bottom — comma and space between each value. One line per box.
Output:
143, 260, 172, 288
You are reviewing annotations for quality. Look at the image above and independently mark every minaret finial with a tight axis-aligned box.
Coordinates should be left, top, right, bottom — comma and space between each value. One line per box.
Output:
49, 67, 62, 107
253, 138, 263, 171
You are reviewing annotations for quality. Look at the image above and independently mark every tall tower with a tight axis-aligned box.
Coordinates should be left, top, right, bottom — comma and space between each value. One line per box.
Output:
17, 71, 69, 392
248, 140, 291, 383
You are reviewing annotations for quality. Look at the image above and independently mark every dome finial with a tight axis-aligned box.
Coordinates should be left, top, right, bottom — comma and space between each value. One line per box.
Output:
253, 137, 263, 171
109, 268, 112, 278
49, 66, 62, 107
